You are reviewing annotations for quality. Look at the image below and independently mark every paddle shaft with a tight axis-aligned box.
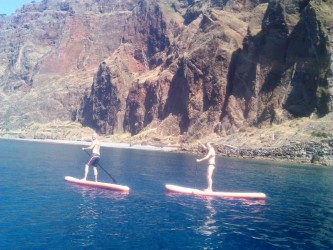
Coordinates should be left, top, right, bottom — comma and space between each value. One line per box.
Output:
195, 144, 199, 189
83, 150, 117, 183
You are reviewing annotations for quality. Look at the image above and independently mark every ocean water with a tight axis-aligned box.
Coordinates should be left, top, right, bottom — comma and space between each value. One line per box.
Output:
0, 139, 332, 250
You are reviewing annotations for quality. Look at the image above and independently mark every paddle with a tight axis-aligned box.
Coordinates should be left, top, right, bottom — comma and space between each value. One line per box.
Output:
83, 150, 117, 183
195, 143, 199, 189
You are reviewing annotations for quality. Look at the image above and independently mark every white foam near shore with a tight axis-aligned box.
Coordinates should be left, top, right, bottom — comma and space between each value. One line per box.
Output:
1, 137, 178, 152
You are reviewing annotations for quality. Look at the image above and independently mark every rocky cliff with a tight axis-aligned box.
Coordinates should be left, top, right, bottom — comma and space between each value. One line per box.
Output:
0, 0, 332, 162
0, 0, 140, 128
79, 0, 333, 140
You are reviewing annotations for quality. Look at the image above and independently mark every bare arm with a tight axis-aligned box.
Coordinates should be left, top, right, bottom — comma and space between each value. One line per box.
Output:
196, 148, 213, 162
82, 140, 96, 150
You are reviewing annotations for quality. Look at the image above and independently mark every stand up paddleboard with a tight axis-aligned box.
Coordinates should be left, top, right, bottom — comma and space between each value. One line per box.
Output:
165, 184, 266, 199
65, 176, 130, 192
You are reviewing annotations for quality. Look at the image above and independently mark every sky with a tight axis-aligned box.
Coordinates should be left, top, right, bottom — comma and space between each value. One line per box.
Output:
0, 0, 42, 15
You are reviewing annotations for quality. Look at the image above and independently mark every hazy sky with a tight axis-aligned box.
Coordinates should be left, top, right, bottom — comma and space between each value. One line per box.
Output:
0, 0, 42, 15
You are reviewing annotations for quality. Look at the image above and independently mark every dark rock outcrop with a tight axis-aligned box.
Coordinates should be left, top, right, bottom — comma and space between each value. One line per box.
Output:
80, 62, 121, 134
220, 1, 332, 134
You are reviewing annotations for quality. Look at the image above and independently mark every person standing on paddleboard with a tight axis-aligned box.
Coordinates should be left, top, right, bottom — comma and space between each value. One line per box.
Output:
82, 132, 101, 182
196, 142, 216, 192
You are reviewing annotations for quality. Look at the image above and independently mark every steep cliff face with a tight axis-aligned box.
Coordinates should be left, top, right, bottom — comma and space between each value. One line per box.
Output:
120, 0, 255, 136
79, 0, 171, 135
117, 0, 333, 138
0, 0, 139, 128
80, 62, 121, 134
0, 0, 332, 142
220, 0, 332, 134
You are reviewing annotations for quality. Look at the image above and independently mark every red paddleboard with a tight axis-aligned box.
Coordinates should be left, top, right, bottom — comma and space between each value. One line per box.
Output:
65, 176, 130, 192
165, 184, 266, 199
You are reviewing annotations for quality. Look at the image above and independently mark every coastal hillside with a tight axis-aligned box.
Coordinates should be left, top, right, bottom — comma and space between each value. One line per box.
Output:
0, 0, 332, 164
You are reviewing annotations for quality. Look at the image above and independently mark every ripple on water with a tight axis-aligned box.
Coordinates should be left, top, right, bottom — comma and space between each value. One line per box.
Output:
1, 141, 332, 249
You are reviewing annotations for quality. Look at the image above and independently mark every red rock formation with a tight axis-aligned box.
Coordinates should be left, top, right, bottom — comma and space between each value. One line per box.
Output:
0, 0, 332, 141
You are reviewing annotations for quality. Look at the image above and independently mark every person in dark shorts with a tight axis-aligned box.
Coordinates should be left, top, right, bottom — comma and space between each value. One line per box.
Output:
82, 133, 101, 182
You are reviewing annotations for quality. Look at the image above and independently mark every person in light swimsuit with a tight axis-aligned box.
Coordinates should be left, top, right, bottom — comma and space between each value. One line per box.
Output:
196, 142, 216, 192
82, 133, 101, 182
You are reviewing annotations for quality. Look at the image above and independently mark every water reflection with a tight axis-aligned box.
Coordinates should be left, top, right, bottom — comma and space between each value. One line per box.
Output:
194, 196, 266, 240
67, 184, 129, 200
240, 198, 266, 206
197, 198, 218, 236
68, 185, 129, 247
166, 192, 266, 206
74, 188, 100, 248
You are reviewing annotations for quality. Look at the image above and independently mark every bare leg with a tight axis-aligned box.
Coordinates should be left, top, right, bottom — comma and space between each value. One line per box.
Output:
206, 165, 215, 191
82, 164, 89, 181
93, 167, 98, 182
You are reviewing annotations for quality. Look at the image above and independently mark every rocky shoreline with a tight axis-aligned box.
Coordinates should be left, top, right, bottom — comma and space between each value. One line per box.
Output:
1, 125, 332, 166
179, 140, 333, 166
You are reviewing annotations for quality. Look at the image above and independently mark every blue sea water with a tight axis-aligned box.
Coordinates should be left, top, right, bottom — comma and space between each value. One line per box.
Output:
0, 139, 332, 250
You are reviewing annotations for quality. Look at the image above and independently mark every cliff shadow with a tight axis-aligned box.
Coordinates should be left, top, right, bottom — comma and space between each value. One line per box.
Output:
163, 62, 190, 134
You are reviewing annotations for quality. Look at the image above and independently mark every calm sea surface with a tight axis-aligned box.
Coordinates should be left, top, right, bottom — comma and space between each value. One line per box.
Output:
0, 139, 332, 249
